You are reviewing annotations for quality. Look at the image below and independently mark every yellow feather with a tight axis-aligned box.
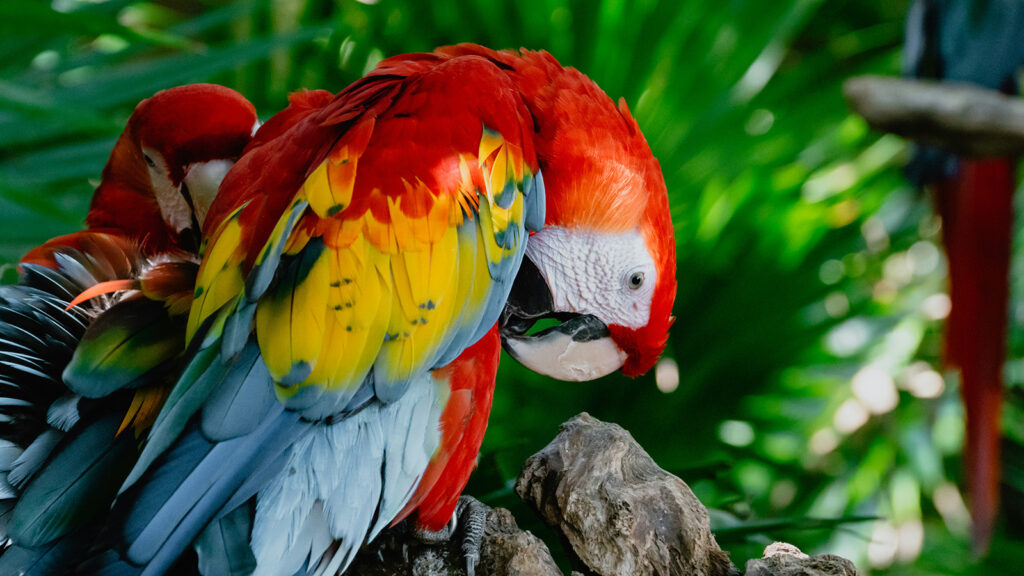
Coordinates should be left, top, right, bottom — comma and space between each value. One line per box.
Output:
305, 238, 390, 390
255, 284, 294, 383
283, 223, 313, 256
327, 154, 357, 211
349, 247, 393, 377
332, 216, 362, 249
286, 247, 332, 377
303, 161, 334, 218
446, 224, 481, 330
305, 311, 347, 388
478, 128, 504, 165
304, 150, 359, 220
468, 219, 496, 306
389, 192, 420, 253
363, 207, 398, 254
188, 212, 245, 341
375, 225, 460, 383
410, 226, 460, 351
488, 145, 508, 200
475, 199, 504, 268
426, 189, 451, 244
117, 386, 170, 438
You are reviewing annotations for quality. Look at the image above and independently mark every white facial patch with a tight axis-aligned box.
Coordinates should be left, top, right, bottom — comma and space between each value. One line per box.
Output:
142, 147, 192, 234
525, 226, 657, 330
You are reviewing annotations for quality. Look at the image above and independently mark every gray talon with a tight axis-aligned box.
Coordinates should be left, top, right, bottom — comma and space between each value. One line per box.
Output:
457, 496, 486, 576
410, 495, 489, 575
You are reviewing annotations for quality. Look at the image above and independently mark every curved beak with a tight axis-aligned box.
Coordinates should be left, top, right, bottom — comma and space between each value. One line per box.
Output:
182, 159, 234, 230
500, 258, 626, 381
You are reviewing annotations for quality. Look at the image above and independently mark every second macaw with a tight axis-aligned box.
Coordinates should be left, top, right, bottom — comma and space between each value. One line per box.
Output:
905, 0, 1024, 553
0, 84, 258, 574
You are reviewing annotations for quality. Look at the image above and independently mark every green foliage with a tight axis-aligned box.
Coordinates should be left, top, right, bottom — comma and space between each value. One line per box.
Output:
2, 0, 1022, 573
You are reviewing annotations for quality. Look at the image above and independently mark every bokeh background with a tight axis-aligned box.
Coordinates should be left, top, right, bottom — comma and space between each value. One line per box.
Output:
2, 0, 1022, 573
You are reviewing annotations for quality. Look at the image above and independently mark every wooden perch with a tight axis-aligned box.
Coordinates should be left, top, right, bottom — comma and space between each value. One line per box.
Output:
843, 75, 1024, 156
515, 413, 736, 576
348, 413, 859, 576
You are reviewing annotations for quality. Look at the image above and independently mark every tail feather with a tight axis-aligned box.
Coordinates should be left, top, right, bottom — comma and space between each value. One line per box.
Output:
936, 158, 1014, 553
194, 503, 257, 576
0, 237, 195, 570
0, 532, 88, 576
111, 406, 304, 575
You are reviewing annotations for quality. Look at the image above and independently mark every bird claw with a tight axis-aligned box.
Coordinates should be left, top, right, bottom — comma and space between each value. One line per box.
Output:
457, 496, 486, 576
411, 495, 488, 576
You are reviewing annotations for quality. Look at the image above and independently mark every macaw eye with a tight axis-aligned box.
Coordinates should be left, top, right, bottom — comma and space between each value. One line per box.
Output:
143, 153, 156, 168
627, 271, 645, 290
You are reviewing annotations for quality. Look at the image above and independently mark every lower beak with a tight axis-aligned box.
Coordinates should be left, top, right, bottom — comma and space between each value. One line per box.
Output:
499, 258, 626, 381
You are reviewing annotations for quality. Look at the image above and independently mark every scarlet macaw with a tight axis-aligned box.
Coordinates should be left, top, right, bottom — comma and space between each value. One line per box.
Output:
0, 84, 258, 573
1, 44, 676, 576
905, 0, 1024, 553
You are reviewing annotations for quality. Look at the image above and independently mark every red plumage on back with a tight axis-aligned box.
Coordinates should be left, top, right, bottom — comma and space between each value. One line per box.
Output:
439, 45, 677, 378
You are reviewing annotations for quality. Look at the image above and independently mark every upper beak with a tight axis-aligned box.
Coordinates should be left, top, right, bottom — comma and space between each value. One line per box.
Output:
500, 258, 626, 381
182, 159, 234, 230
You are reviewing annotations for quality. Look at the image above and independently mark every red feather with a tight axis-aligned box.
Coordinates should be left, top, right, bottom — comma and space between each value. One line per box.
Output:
397, 325, 500, 530
936, 158, 1014, 553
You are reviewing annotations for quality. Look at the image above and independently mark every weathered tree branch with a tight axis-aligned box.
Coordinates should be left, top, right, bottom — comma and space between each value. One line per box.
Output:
843, 75, 1024, 156
515, 413, 736, 576
350, 414, 858, 576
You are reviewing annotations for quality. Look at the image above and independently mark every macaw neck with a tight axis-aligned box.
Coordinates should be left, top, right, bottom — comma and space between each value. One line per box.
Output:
86, 180, 182, 256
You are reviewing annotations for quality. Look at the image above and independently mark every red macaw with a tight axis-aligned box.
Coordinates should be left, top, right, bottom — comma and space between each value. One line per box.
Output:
0, 84, 258, 573
89, 44, 676, 576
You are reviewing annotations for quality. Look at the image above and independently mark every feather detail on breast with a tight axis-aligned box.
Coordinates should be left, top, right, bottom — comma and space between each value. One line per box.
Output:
395, 324, 500, 531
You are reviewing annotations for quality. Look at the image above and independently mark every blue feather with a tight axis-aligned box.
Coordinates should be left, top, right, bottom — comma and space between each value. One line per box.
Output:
9, 414, 135, 547
118, 407, 304, 575
0, 439, 24, 471
245, 201, 309, 302
221, 300, 256, 360
122, 342, 228, 492
18, 264, 79, 301
8, 429, 61, 489
0, 533, 88, 576
523, 170, 546, 234
195, 503, 256, 576
200, 343, 274, 442
45, 395, 80, 432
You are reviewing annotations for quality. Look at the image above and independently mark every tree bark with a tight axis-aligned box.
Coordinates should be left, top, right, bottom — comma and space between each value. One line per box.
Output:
349, 414, 858, 576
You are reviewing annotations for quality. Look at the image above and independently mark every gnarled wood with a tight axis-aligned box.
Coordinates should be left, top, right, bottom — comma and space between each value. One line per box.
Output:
514, 413, 737, 576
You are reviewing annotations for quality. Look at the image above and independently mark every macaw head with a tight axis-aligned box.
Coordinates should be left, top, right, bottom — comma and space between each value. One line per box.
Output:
496, 50, 677, 381
87, 84, 258, 254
